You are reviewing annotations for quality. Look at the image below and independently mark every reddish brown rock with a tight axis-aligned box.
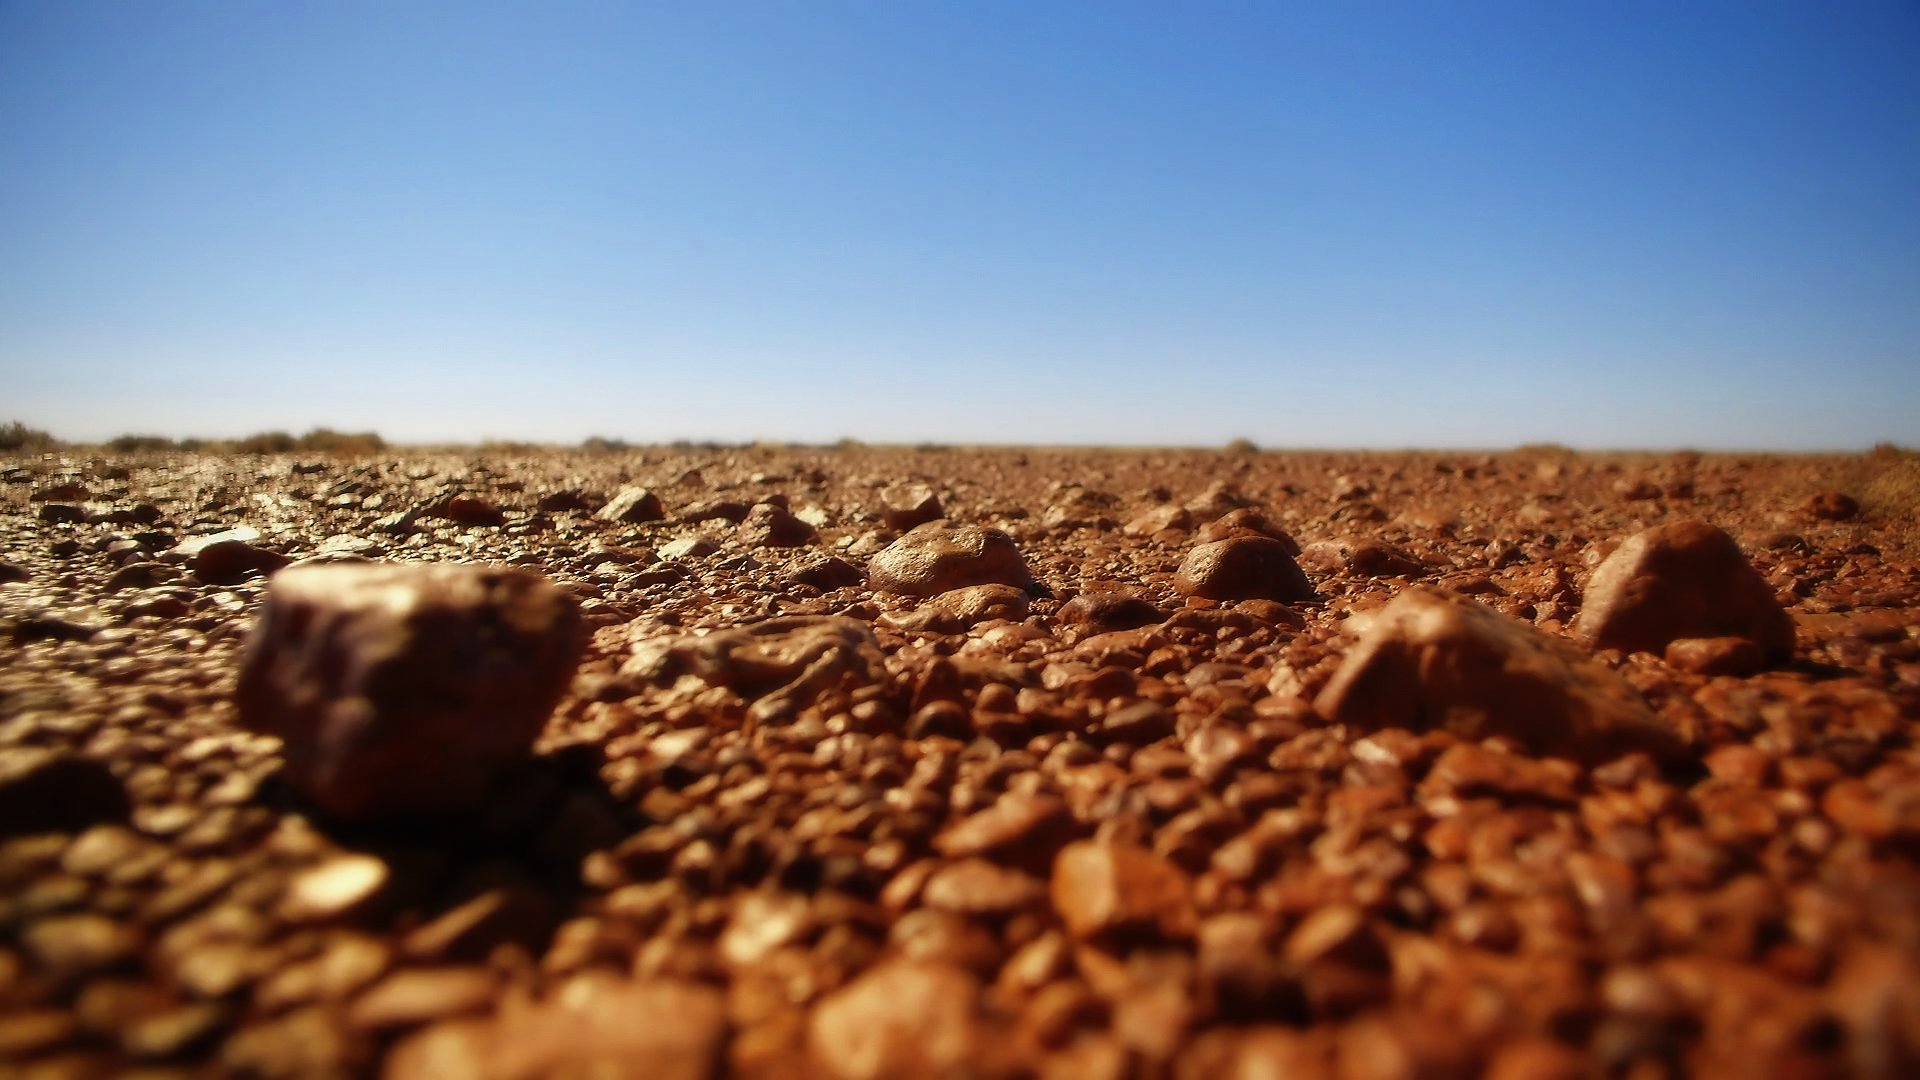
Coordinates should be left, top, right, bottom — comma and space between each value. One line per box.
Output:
597, 487, 665, 525
1576, 520, 1793, 663
867, 522, 1036, 597
1664, 636, 1765, 677
879, 484, 944, 531
386, 977, 726, 1080
1295, 538, 1429, 578
1194, 508, 1300, 552
1314, 586, 1682, 764
738, 503, 817, 547
194, 539, 290, 585
807, 961, 985, 1080
1805, 491, 1860, 521
235, 562, 584, 821
1057, 590, 1165, 635
883, 583, 1029, 633
1173, 536, 1315, 602
1051, 840, 1195, 941
1125, 505, 1193, 537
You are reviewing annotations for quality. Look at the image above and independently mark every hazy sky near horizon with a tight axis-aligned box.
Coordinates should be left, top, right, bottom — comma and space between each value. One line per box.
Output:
3, 2, 1917, 449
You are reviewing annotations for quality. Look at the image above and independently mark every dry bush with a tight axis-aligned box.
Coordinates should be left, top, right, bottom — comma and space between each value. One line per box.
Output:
1858, 445, 1920, 543
0, 421, 57, 451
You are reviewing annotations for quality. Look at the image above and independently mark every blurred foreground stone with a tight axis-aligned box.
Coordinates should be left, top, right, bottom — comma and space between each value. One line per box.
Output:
236, 562, 584, 822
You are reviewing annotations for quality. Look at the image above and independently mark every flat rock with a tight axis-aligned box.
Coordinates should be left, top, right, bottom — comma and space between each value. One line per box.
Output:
1057, 590, 1165, 635
1295, 538, 1429, 578
194, 539, 291, 585
883, 584, 1029, 633
235, 562, 584, 821
1173, 536, 1315, 602
1314, 586, 1682, 764
1576, 520, 1793, 663
807, 961, 984, 1080
621, 616, 881, 723
867, 522, 1036, 597
738, 503, 817, 547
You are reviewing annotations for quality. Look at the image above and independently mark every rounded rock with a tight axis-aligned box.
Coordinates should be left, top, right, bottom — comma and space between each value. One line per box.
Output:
1172, 536, 1315, 602
867, 522, 1036, 598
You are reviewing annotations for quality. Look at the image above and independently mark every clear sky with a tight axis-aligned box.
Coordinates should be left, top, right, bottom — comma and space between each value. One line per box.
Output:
2, 1, 1916, 449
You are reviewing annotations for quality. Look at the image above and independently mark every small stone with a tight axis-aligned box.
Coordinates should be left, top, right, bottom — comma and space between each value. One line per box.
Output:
867, 522, 1037, 597
0, 561, 28, 584
658, 536, 720, 561
883, 584, 1029, 633
1664, 636, 1765, 677
281, 855, 390, 923
784, 553, 865, 590
1314, 586, 1682, 764
739, 503, 817, 547
387, 978, 726, 1080
1804, 491, 1859, 521
0, 750, 130, 839
879, 484, 944, 531
621, 616, 881, 724
194, 540, 290, 585
22, 913, 141, 978
598, 487, 665, 525
38, 502, 87, 524
1194, 509, 1300, 552
1057, 591, 1164, 635
1295, 538, 1429, 578
347, 967, 499, 1030
1172, 536, 1315, 602
536, 489, 594, 513
235, 562, 584, 821
1125, 505, 1193, 537
1051, 841, 1195, 941
808, 961, 984, 1080
438, 495, 506, 527
1576, 520, 1793, 663
923, 859, 1047, 916
936, 793, 1075, 867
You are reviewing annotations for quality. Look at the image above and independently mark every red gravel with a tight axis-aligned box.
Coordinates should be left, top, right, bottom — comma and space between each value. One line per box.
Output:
1, 445, 1917, 1077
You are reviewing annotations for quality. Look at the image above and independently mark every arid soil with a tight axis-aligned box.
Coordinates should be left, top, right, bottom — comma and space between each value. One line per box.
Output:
3, 445, 1918, 1078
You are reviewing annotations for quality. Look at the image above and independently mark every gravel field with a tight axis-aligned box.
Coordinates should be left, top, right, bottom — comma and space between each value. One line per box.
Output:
2, 445, 1917, 1078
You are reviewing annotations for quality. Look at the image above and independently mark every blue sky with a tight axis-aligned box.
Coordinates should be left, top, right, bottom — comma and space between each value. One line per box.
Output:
2, 1, 1916, 448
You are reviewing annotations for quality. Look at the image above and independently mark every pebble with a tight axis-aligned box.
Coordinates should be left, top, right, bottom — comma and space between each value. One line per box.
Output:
1804, 491, 1859, 521
1051, 840, 1195, 941
1314, 586, 1683, 764
387, 977, 727, 1080
879, 484, 944, 531
280, 855, 390, 923
658, 537, 719, 561
234, 562, 584, 821
1295, 538, 1429, 578
1057, 590, 1164, 635
1172, 536, 1315, 602
867, 522, 1037, 597
0, 749, 131, 839
597, 487, 665, 525
883, 584, 1029, 633
1664, 636, 1765, 677
738, 503, 817, 547
1193, 508, 1300, 551
808, 960, 985, 1080
346, 966, 499, 1030
193, 540, 290, 585
1577, 520, 1794, 663
783, 553, 865, 590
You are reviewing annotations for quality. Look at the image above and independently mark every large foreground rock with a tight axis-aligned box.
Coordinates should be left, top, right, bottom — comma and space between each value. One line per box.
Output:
1314, 587, 1681, 763
1576, 520, 1793, 663
867, 522, 1036, 597
236, 562, 584, 821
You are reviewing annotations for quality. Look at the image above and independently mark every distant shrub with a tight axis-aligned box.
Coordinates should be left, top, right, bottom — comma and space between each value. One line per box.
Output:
1860, 454, 1920, 543
1515, 442, 1577, 456
297, 428, 385, 454
582, 436, 631, 453
0, 421, 57, 451
107, 433, 179, 453
1224, 437, 1259, 454
232, 430, 298, 454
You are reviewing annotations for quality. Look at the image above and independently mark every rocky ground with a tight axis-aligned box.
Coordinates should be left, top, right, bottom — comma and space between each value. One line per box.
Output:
2, 445, 1917, 1078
